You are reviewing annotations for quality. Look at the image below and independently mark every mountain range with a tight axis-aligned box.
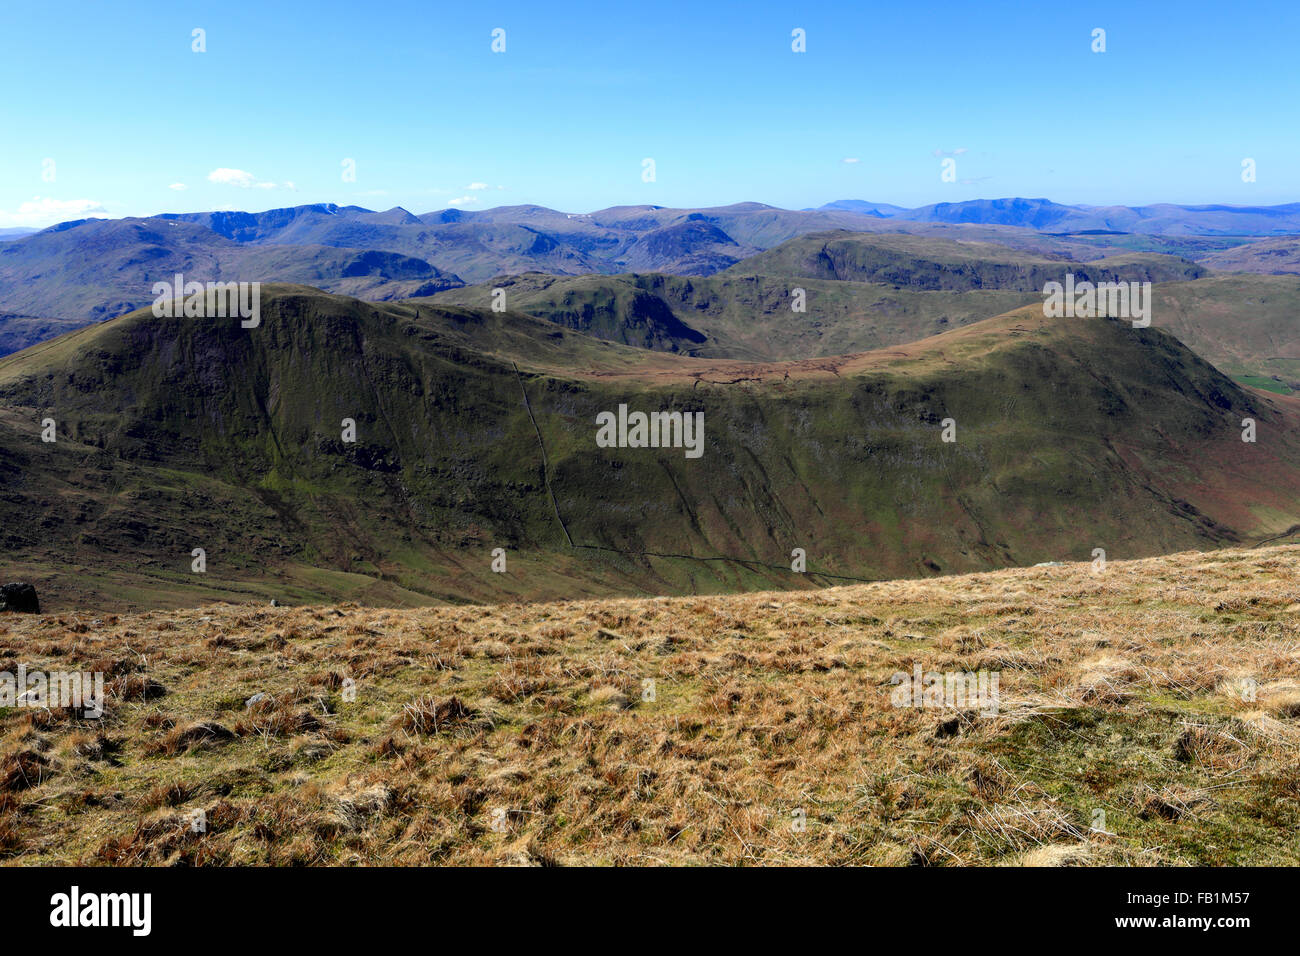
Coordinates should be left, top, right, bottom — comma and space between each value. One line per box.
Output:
817, 197, 1300, 235
4, 197, 1300, 357
6, 196, 1300, 610
0, 215, 463, 326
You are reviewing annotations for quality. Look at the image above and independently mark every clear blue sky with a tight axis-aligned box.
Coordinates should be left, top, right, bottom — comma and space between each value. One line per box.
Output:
2, 0, 1297, 228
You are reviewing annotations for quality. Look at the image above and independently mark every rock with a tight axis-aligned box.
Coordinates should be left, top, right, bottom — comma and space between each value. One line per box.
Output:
596, 628, 626, 641
245, 692, 269, 709
270, 599, 279, 608
0, 583, 39, 614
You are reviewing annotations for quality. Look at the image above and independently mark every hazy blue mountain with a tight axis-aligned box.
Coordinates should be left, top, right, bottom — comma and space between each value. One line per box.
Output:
819, 198, 1300, 235
0, 216, 463, 352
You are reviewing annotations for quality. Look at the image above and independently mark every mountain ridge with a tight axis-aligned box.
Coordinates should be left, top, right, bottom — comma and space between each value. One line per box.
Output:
4, 284, 1299, 610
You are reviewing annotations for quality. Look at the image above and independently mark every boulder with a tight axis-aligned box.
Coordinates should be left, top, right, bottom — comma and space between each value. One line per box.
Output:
0, 583, 39, 614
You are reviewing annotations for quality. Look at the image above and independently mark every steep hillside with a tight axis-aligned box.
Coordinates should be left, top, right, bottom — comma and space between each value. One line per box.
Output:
435, 250, 1299, 370
728, 231, 1207, 289
621, 219, 758, 274
2, 286, 1299, 611
433, 271, 1035, 360
1147, 275, 1300, 390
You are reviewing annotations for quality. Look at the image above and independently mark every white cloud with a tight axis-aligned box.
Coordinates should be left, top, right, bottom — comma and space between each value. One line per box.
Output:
168, 183, 188, 191
447, 195, 477, 206
932, 147, 969, 157
466, 182, 490, 190
0, 196, 106, 229
842, 157, 860, 164
208, 167, 258, 187
208, 168, 294, 190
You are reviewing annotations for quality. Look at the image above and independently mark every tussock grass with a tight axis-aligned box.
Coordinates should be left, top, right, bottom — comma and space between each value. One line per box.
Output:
0, 544, 1298, 864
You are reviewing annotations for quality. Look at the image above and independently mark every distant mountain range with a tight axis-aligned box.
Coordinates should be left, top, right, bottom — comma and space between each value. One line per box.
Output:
3, 198, 1300, 357
0, 216, 463, 324
817, 197, 1300, 235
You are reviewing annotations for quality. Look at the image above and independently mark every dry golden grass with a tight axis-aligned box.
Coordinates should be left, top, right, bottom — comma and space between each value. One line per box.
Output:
1, 544, 1298, 865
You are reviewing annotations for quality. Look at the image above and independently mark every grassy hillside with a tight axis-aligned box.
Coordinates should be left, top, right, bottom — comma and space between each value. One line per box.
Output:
1198, 237, 1300, 275
727, 231, 1207, 289
2, 285, 1299, 610
431, 271, 1036, 360
1148, 275, 1300, 392
429, 232, 1208, 362
2, 543, 1297, 864
434, 259, 1297, 373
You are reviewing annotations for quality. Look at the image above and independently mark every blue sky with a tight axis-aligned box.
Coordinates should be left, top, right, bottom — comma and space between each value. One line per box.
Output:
2, 0, 1297, 228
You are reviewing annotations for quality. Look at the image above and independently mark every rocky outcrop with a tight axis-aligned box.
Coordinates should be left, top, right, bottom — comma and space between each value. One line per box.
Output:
0, 583, 39, 613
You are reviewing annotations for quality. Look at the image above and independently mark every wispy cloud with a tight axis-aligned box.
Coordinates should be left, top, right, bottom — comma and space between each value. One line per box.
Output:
168, 183, 188, 191
466, 182, 490, 190
0, 196, 106, 229
842, 157, 861, 164
932, 147, 969, 157
446, 195, 477, 206
207, 168, 294, 190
